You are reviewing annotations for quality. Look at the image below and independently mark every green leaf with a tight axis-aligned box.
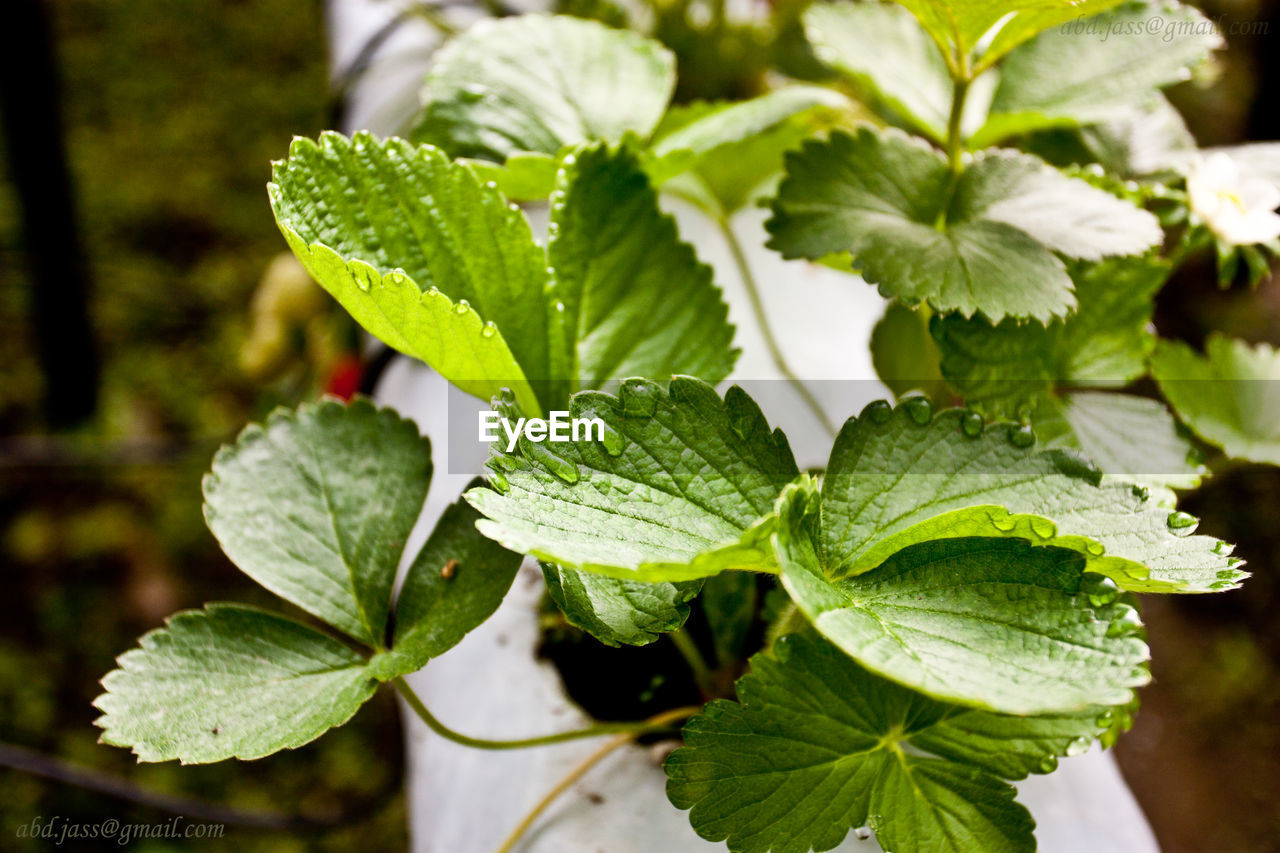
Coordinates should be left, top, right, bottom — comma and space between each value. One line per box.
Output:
1152, 335, 1280, 465
767, 128, 1162, 322
931, 255, 1170, 416
95, 605, 376, 763
202, 398, 432, 647
666, 631, 1110, 853
1036, 392, 1203, 489
972, 2, 1220, 148
269, 133, 549, 414
543, 565, 700, 646
870, 301, 950, 403
818, 402, 1241, 591
412, 14, 675, 162
1079, 95, 1197, 178
370, 490, 522, 679
464, 151, 561, 201
466, 378, 800, 582
802, 2, 961, 142
777, 490, 1150, 713
701, 572, 758, 666
547, 143, 737, 390
890, 0, 1124, 70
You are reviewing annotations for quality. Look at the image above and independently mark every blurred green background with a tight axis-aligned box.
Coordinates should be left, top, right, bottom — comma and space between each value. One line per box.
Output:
0, 0, 1277, 850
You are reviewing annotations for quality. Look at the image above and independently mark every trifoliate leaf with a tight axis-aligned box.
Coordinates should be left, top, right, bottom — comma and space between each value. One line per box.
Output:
95, 604, 377, 763
766, 128, 1161, 322
1036, 392, 1203, 490
371, 490, 522, 678
269, 133, 549, 414
1152, 335, 1280, 465
818, 401, 1241, 591
931, 255, 1170, 416
412, 14, 675, 163
547, 143, 737, 390
202, 398, 432, 647
466, 377, 800, 582
543, 565, 700, 646
802, 2, 960, 142
666, 631, 1110, 853
777, 488, 1150, 713
972, 2, 1221, 148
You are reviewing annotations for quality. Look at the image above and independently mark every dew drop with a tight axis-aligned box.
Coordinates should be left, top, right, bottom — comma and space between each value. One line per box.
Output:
899, 395, 933, 425
619, 380, 659, 418
1216, 568, 1238, 580
485, 180, 499, 190
481, 322, 497, 338
1080, 572, 1119, 606
1029, 516, 1055, 540
1095, 709, 1115, 729
854, 826, 873, 841
861, 400, 892, 424
1037, 756, 1058, 774
1066, 736, 1092, 757
1212, 540, 1234, 556
1009, 424, 1036, 449
1210, 579, 1237, 590
1106, 606, 1143, 638
598, 423, 625, 456
1130, 484, 1149, 502
454, 299, 471, 315
960, 409, 983, 437
1166, 511, 1196, 532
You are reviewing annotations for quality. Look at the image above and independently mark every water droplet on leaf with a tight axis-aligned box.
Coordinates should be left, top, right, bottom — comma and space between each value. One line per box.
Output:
619, 380, 658, 418
899, 395, 932, 425
1080, 572, 1119, 606
960, 410, 983, 437
1166, 511, 1196, 532
861, 400, 892, 424
598, 423, 624, 456
1009, 424, 1036, 448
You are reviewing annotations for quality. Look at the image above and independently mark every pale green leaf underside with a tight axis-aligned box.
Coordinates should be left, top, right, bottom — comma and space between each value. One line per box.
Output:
803, 2, 958, 142
466, 378, 799, 582
547, 143, 738, 391
412, 14, 675, 163
1038, 392, 1203, 490
373, 490, 522, 678
820, 404, 1241, 592
1152, 335, 1280, 465
767, 128, 1160, 322
269, 132, 548, 413
202, 398, 432, 646
777, 497, 1149, 713
95, 605, 376, 764
666, 632, 1109, 853
973, 1, 1220, 148
543, 564, 700, 646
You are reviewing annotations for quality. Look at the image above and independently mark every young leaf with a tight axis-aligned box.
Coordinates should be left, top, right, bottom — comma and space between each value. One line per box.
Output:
777, 489, 1150, 713
202, 398, 432, 647
547, 143, 737, 390
412, 15, 675, 163
543, 565, 700, 646
972, 1, 1220, 148
766, 128, 1162, 322
931, 255, 1170, 416
666, 631, 1110, 853
819, 401, 1241, 591
269, 133, 549, 414
890, 0, 1124, 71
371, 491, 522, 679
95, 604, 377, 763
1152, 335, 1280, 465
466, 378, 800, 582
802, 2, 959, 142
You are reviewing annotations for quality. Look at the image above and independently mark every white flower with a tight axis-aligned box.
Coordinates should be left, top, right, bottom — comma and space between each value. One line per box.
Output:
1187, 152, 1280, 246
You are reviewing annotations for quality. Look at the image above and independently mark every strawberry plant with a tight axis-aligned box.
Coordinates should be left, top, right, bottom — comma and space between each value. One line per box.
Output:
96, 3, 1280, 851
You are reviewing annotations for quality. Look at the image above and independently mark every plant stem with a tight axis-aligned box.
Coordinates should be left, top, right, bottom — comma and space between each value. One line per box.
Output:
945, 75, 971, 174
492, 705, 699, 853
669, 627, 715, 696
393, 677, 692, 750
717, 217, 838, 439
